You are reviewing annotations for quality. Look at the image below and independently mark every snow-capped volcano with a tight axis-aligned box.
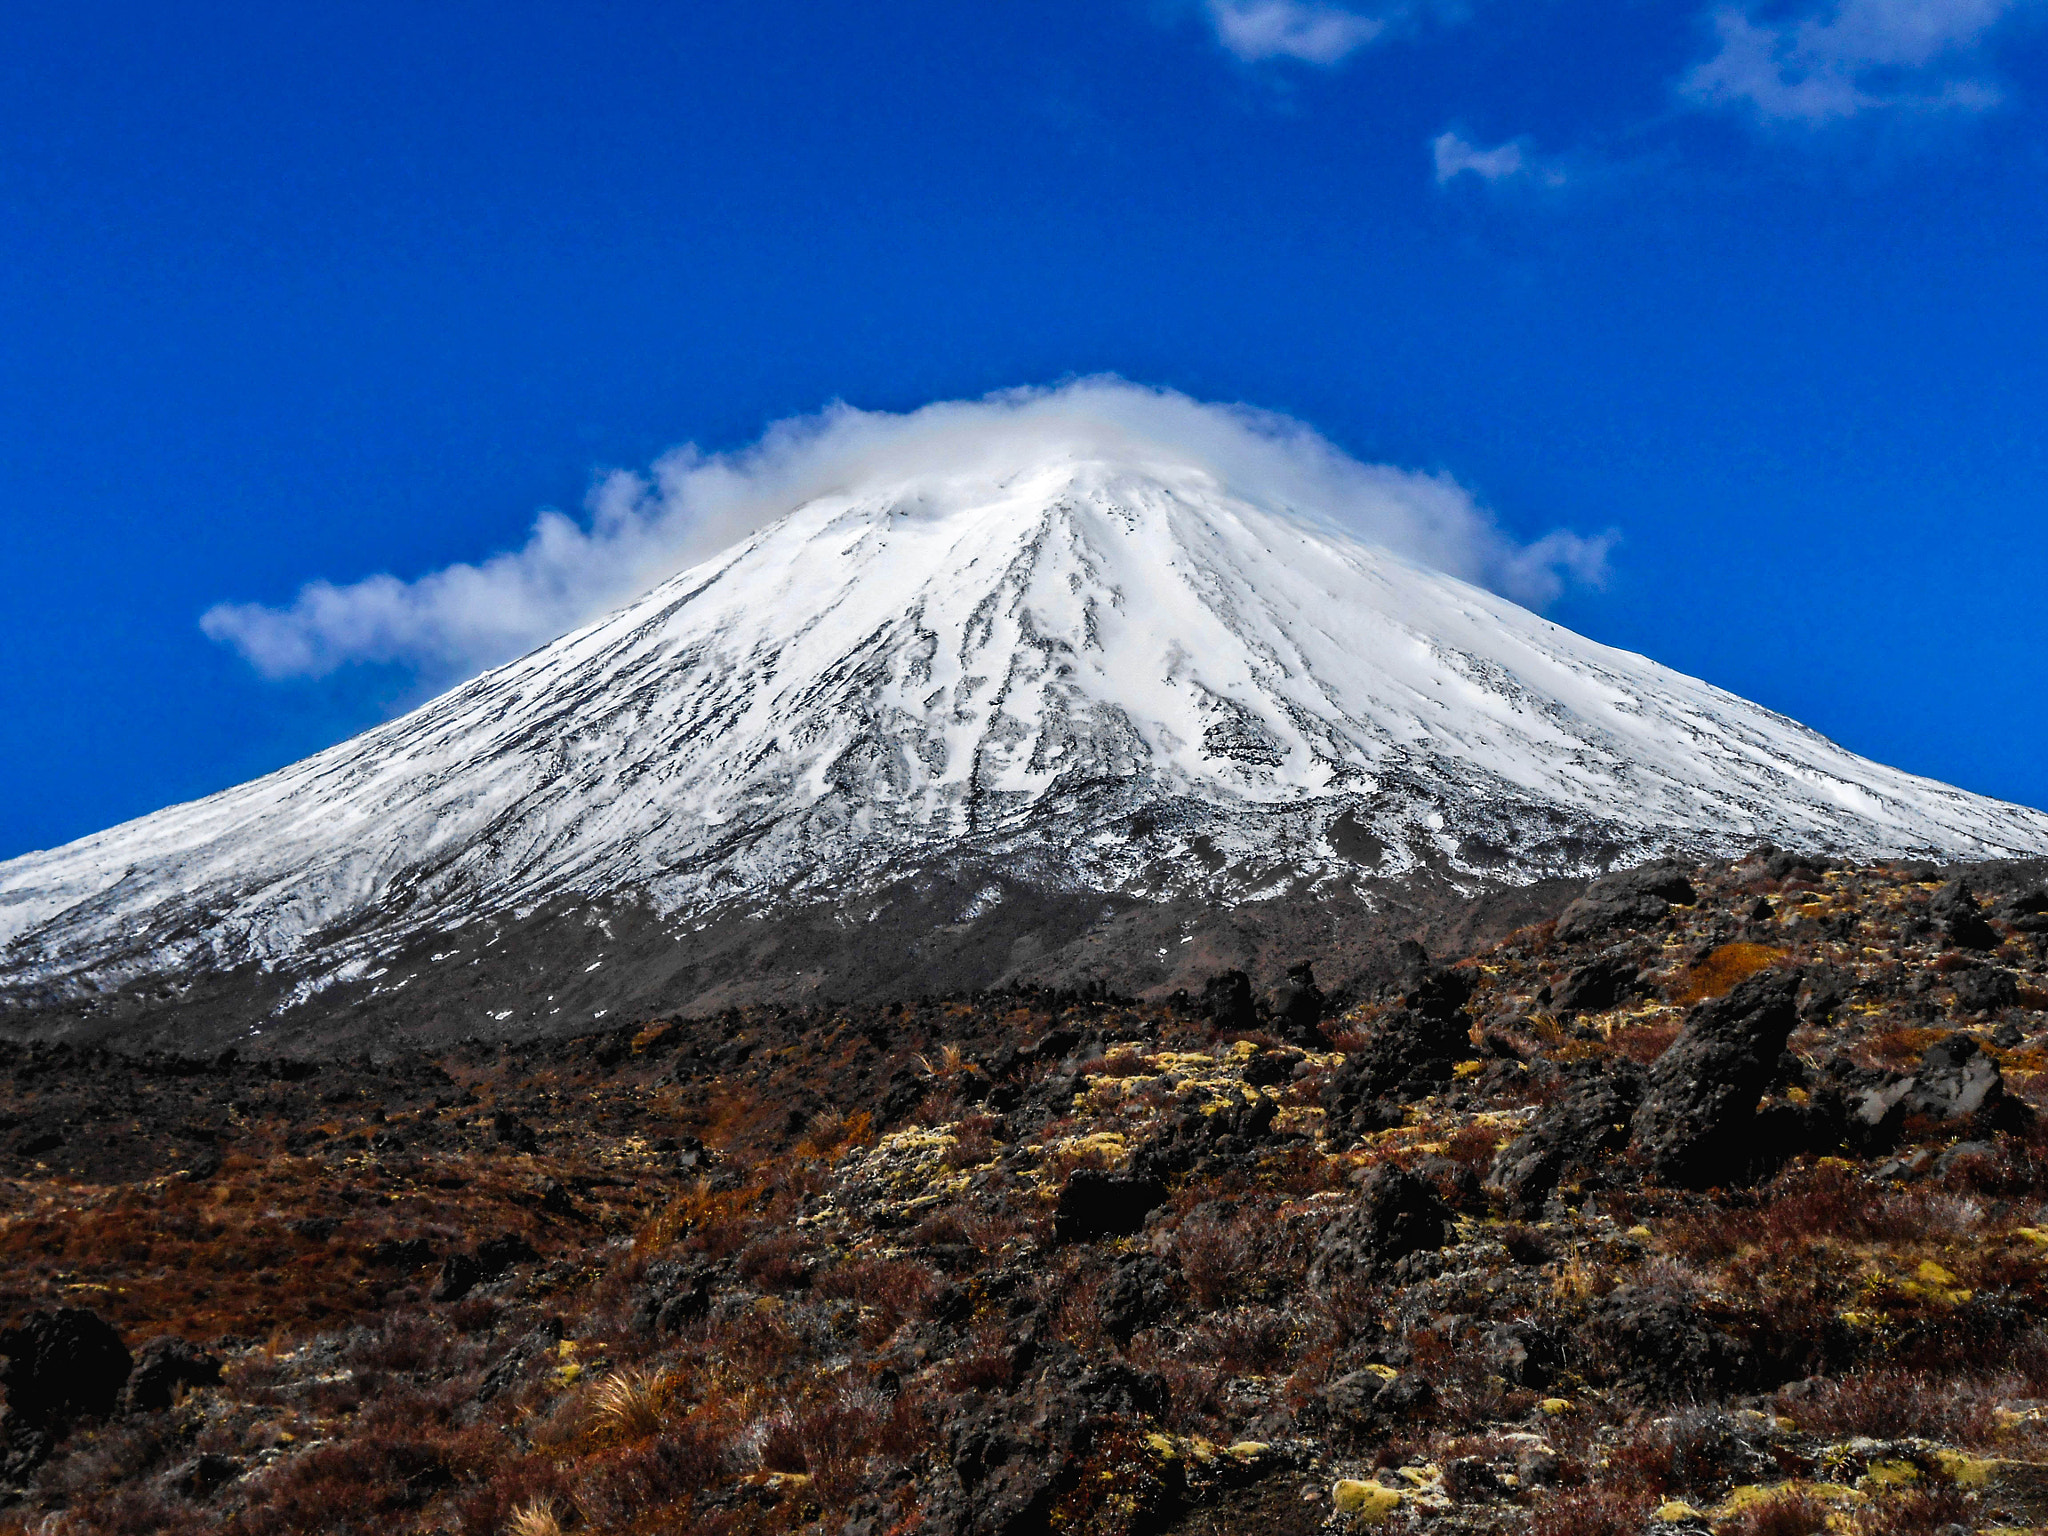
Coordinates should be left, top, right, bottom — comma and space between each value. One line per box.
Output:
5, 450, 2047, 1002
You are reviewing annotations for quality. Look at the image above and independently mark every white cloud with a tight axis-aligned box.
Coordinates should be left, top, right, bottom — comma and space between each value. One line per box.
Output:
1681, 0, 2034, 123
203, 379, 1614, 683
1431, 130, 1567, 186
1205, 0, 1388, 64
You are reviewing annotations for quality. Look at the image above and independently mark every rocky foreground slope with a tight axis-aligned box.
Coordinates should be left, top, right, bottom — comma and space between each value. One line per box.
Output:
3, 851, 2048, 1535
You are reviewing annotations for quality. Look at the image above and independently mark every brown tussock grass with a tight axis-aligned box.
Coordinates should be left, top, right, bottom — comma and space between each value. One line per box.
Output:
1673, 943, 1789, 1005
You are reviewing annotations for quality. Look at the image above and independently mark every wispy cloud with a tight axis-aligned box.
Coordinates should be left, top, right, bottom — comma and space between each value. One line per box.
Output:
202, 380, 1614, 685
1681, 0, 2034, 124
1204, 0, 1388, 65
1431, 130, 1568, 186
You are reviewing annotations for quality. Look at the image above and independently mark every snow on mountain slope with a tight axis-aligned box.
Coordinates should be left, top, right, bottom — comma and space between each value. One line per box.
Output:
5, 450, 2047, 999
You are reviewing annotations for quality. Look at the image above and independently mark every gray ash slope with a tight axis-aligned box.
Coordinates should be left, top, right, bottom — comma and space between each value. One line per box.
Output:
3, 451, 2045, 1048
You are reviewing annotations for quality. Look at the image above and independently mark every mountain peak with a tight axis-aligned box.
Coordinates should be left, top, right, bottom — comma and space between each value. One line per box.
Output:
6, 461, 2047, 1022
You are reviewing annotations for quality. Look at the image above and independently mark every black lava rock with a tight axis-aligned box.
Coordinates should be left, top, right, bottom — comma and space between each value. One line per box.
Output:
632, 1258, 714, 1333
1309, 1164, 1452, 1283
1586, 1287, 1749, 1400
1558, 953, 1639, 1015
1491, 1060, 1644, 1216
1930, 879, 2000, 951
1556, 861, 1697, 944
1632, 970, 1801, 1188
1052, 1169, 1167, 1243
433, 1231, 541, 1301
1133, 1091, 1277, 1179
0, 1308, 131, 1426
1095, 1254, 1176, 1340
1199, 970, 1257, 1034
1268, 961, 1326, 1046
368, 1236, 436, 1270
1996, 888, 2048, 933
491, 1111, 540, 1153
1322, 1009, 1471, 1145
1952, 966, 2020, 1014
123, 1335, 222, 1412
168, 1452, 241, 1500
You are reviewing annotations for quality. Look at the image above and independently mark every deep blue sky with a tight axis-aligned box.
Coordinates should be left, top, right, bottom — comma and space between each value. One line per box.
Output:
3, 0, 2045, 859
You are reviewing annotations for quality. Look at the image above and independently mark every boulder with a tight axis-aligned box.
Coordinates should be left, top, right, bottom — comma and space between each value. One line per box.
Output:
168, 1452, 241, 1500
1995, 888, 2048, 933
1930, 879, 2000, 951
1491, 1061, 1644, 1215
123, 1335, 222, 1412
1905, 1034, 2023, 1126
1094, 1254, 1176, 1341
1309, 1164, 1451, 1284
1267, 961, 1326, 1046
1632, 970, 1802, 1188
491, 1111, 540, 1153
1951, 966, 2020, 1014
1585, 1287, 1749, 1400
0, 1308, 131, 1425
1052, 1170, 1167, 1243
1556, 861, 1697, 944
1199, 970, 1257, 1034
1322, 1009, 1472, 1145
1485, 1321, 1562, 1389
1133, 1091, 1277, 1179
433, 1231, 541, 1302
632, 1258, 714, 1333
1842, 1033, 2026, 1144
1557, 952, 1639, 1015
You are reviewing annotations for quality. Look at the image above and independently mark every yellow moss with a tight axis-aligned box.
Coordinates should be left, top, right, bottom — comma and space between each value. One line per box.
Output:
1933, 1450, 2001, 1487
1144, 1433, 1179, 1460
1225, 1442, 1269, 1460
1538, 1397, 1574, 1416
1332, 1480, 1402, 1521
1917, 1259, 1957, 1285
1859, 1460, 1920, 1488
1054, 1131, 1128, 1161
1654, 1501, 1703, 1522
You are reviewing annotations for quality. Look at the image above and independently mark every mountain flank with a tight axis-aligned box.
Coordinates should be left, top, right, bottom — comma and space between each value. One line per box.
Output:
6, 452, 2046, 1046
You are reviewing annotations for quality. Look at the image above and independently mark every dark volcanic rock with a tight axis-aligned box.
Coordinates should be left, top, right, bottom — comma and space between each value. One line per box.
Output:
1840, 1033, 2026, 1146
491, 1111, 539, 1153
1585, 1287, 1749, 1400
1931, 879, 2000, 951
1052, 1170, 1167, 1243
1951, 966, 2020, 1014
1997, 887, 2048, 933
1309, 1164, 1452, 1284
1095, 1254, 1176, 1340
433, 1232, 541, 1302
633, 1259, 715, 1333
1556, 860, 1697, 944
1491, 1060, 1645, 1215
1198, 970, 1257, 1033
1904, 1034, 2024, 1127
0, 1308, 131, 1426
1632, 970, 1801, 1188
1267, 960, 1326, 1046
1134, 1090, 1278, 1179
122, 1335, 221, 1413
1557, 952, 1640, 1014
168, 1452, 241, 1500
1322, 1007, 1472, 1145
